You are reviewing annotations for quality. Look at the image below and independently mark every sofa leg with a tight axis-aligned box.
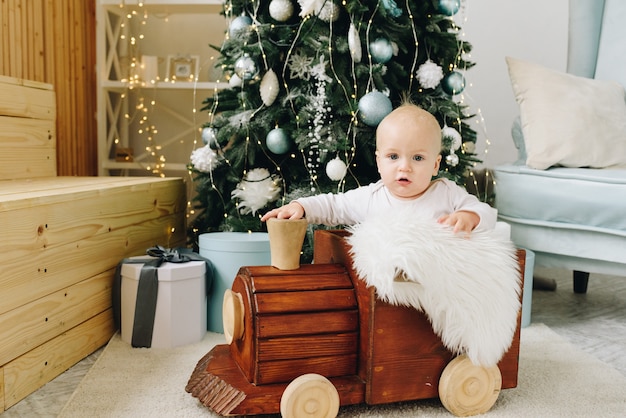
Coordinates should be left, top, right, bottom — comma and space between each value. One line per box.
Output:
573, 271, 590, 294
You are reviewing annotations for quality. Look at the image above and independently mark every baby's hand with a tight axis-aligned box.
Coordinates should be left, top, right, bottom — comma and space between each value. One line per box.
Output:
437, 210, 480, 237
260, 201, 305, 222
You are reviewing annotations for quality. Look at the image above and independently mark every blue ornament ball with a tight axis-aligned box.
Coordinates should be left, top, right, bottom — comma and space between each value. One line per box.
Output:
201, 127, 217, 145
369, 38, 393, 64
229, 15, 252, 36
266, 128, 291, 154
441, 71, 466, 95
358, 91, 393, 127
438, 0, 461, 16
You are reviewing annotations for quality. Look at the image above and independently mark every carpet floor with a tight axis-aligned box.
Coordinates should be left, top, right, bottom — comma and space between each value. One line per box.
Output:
55, 323, 626, 417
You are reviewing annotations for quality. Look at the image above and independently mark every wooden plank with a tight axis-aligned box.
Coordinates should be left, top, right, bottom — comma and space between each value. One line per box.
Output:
0, 212, 186, 316
0, 76, 55, 119
257, 333, 358, 362
0, 179, 184, 257
0, 364, 4, 411
32, 0, 45, 81
2, 309, 114, 408
0, 148, 56, 179
254, 289, 357, 314
256, 310, 358, 338
1, 0, 7, 76
0, 176, 184, 206
0, 271, 113, 366
0, 115, 55, 148
256, 354, 357, 386
43, 0, 55, 84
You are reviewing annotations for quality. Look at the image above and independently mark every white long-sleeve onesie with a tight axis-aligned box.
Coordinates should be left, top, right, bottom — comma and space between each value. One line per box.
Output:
295, 178, 497, 232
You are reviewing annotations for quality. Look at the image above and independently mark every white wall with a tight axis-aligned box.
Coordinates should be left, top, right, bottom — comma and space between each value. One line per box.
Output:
461, 0, 569, 166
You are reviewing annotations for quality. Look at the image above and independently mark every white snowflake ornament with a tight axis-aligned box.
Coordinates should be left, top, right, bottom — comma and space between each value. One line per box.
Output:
416, 59, 444, 89
231, 168, 282, 215
190, 145, 220, 173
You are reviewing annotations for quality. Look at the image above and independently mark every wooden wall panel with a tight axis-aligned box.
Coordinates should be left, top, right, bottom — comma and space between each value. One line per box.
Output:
0, 0, 97, 176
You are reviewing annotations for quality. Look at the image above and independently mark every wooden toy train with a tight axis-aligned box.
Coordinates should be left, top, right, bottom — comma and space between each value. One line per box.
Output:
186, 230, 525, 417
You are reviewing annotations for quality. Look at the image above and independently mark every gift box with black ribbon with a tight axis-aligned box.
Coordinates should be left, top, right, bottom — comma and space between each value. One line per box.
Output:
112, 246, 213, 348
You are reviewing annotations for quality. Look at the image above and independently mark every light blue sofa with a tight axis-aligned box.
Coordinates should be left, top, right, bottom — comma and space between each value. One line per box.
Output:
494, 0, 626, 293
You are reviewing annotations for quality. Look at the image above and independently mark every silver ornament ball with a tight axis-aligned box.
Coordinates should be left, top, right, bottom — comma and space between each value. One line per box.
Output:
229, 15, 252, 36
266, 128, 291, 154
234, 54, 258, 80
438, 0, 461, 16
358, 91, 393, 127
442, 71, 466, 95
446, 153, 460, 167
369, 38, 393, 64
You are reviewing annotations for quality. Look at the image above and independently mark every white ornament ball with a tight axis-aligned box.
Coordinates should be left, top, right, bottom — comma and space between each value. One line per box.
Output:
269, 0, 294, 21
358, 91, 393, 127
326, 157, 348, 181
260, 69, 280, 106
201, 127, 217, 145
234, 54, 258, 80
266, 128, 291, 154
369, 38, 393, 64
229, 15, 252, 36
317, 1, 340, 22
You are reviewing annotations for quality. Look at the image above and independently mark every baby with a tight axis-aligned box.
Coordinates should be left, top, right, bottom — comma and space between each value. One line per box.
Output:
261, 103, 496, 235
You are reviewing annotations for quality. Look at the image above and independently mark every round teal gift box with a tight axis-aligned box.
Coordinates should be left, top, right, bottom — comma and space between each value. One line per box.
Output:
199, 232, 271, 333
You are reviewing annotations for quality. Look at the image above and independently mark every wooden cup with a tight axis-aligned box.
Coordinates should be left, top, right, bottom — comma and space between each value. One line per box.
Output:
266, 218, 308, 270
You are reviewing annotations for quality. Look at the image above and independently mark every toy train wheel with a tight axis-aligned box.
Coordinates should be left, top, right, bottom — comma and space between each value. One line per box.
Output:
280, 373, 340, 418
223, 289, 244, 344
438, 354, 502, 417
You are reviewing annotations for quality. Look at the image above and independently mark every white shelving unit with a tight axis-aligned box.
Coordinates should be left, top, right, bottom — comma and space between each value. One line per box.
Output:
96, 0, 228, 176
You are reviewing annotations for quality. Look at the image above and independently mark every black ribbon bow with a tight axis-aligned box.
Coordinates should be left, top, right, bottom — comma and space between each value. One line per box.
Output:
112, 246, 213, 348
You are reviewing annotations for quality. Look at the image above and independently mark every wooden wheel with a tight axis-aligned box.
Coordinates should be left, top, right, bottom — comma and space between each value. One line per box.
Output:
438, 354, 502, 417
280, 374, 340, 418
222, 289, 244, 344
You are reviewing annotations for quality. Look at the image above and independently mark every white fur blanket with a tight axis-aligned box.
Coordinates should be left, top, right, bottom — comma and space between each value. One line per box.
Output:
347, 212, 521, 367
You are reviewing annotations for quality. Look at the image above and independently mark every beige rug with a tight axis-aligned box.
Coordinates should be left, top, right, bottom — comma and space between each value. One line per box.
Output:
59, 324, 626, 417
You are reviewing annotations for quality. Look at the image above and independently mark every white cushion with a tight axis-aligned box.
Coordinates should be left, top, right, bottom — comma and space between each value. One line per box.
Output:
505, 56, 626, 170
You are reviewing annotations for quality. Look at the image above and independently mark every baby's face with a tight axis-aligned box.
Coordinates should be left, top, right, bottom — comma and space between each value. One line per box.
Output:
375, 107, 442, 200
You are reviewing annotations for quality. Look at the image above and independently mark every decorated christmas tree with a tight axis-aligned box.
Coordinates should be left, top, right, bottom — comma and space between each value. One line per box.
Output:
188, 0, 479, 253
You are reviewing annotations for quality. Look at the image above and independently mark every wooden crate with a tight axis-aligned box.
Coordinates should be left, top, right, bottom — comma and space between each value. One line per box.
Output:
0, 75, 187, 410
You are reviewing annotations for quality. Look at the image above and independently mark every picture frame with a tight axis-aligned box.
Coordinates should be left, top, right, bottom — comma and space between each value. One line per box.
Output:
166, 55, 199, 81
